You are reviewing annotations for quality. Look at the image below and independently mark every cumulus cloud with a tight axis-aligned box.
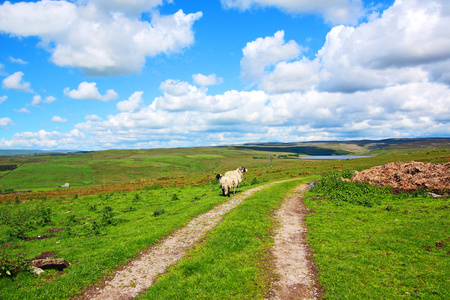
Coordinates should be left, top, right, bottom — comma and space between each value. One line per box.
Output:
244, 0, 450, 94
241, 31, 302, 83
117, 91, 144, 112
31, 95, 56, 107
2, 71, 33, 92
64, 82, 118, 101
52, 116, 68, 123
85, 114, 102, 121
0, 95, 6, 104
192, 73, 223, 86
220, 0, 365, 24
0, 0, 202, 76
0, 129, 85, 149
0, 117, 13, 127
14, 108, 30, 113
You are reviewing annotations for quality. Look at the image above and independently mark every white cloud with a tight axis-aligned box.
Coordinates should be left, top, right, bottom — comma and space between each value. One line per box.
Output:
0, 95, 6, 104
117, 91, 144, 112
2, 71, 33, 92
243, 0, 450, 94
192, 73, 223, 86
220, 0, 365, 25
31, 95, 56, 107
14, 108, 30, 113
0, 1, 202, 76
85, 114, 102, 121
241, 31, 302, 83
9, 56, 28, 64
316, 0, 450, 92
0, 129, 85, 150
64, 82, 118, 101
52, 116, 68, 123
0, 117, 13, 127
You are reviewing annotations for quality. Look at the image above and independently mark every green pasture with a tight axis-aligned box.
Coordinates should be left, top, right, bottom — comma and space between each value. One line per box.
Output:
0, 183, 236, 299
305, 175, 449, 299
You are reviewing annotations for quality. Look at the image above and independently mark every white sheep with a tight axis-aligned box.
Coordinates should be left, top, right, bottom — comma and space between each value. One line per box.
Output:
215, 173, 234, 197
224, 166, 248, 195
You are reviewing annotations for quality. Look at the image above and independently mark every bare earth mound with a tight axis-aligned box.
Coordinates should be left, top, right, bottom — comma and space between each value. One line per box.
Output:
352, 161, 450, 191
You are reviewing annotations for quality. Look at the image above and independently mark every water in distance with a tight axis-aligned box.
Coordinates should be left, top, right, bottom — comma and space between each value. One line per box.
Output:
300, 155, 372, 160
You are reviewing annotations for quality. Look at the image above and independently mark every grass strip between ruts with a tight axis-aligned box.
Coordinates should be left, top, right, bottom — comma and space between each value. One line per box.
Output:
138, 179, 306, 299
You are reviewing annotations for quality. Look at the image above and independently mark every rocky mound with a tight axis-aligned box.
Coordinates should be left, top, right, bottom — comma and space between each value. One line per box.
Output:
352, 161, 450, 191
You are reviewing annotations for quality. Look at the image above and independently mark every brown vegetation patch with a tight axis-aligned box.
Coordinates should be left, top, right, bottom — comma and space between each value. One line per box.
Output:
352, 161, 450, 192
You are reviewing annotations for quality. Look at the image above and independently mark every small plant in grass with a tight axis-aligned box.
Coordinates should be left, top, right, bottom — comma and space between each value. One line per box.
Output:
132, 193, 141, 202
91, 221, 101, 235
250, 177, 260, 185
101, 206, 114, 225
6, 225, 27, 241
87, 203, 97, 211
171, 193, 179, 201
0, 251, 29, 277
153, 208, 166, 217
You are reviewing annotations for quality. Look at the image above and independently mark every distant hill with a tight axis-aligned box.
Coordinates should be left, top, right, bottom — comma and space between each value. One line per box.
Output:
0, 149, 76, 156
237, 138, 450, 155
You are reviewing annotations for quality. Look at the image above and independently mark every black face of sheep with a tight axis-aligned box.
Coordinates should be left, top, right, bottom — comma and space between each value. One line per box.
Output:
240, 166, 248, 173
215, 174, 223, 180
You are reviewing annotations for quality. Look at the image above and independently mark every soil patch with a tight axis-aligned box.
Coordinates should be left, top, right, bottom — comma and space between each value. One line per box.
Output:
352, 161, 450, 192
269, 183, 322, 300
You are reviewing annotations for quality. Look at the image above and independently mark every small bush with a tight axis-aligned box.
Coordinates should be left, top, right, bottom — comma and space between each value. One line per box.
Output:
0, 251, 30, 277
250, 177, 260, 185
153, 209, 166, 217
101, 206, 114, 225
171, 194, 179, 201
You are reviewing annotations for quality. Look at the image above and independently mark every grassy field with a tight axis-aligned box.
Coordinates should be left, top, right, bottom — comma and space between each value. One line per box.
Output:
0, 143, 449, 299
305, 175, 449, 299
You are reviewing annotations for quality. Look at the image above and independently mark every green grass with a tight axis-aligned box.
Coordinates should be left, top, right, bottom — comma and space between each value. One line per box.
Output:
0, 183, 233, 299
138, 179, 305, 300
304, 175, 450, 299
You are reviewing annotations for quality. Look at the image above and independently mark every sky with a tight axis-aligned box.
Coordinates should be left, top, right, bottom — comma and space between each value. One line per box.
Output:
0, 0, 450, 151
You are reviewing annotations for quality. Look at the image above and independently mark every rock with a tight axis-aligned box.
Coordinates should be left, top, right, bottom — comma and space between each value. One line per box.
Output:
31, 266, 45, 275
31, 258, 70, 271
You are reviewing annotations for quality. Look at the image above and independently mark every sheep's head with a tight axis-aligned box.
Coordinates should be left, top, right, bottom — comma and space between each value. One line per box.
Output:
215, 174, 223, 180
239, 166, 248, 173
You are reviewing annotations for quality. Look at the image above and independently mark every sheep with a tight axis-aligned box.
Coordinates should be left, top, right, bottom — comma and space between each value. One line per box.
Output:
224, 166, 248, 195
215, 173, 234, 197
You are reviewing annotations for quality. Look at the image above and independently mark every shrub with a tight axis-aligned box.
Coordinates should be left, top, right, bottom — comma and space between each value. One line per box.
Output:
0, 251, 29, 277
153, 209, 166, 217
101, 206, 114, 225
250, 177, 260, 185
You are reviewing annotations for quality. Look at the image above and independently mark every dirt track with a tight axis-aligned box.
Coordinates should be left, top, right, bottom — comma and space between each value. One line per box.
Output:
269, 183, 320, 299
78, 180, 310, 299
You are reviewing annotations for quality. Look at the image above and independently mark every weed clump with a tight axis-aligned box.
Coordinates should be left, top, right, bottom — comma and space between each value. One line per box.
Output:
153, 209, 166, 217
312, 172, 390, 207
0, 251, 29, 277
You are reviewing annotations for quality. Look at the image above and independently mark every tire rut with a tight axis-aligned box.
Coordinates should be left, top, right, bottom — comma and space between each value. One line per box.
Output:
77, 181, 286, 300
269, 183, 321, 300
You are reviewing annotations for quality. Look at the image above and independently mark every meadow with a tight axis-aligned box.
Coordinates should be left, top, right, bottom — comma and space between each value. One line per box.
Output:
0, 142, 449, 299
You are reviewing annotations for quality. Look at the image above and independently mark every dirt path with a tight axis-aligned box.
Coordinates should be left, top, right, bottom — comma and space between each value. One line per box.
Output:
269, 183, 321, 300
78, 181, 284, 300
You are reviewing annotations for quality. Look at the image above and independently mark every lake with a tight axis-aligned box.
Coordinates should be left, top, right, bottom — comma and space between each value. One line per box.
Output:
299, 155, 372, 160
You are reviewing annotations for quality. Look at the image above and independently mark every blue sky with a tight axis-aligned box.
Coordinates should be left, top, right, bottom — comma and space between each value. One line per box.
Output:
1, 0, 449, 150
